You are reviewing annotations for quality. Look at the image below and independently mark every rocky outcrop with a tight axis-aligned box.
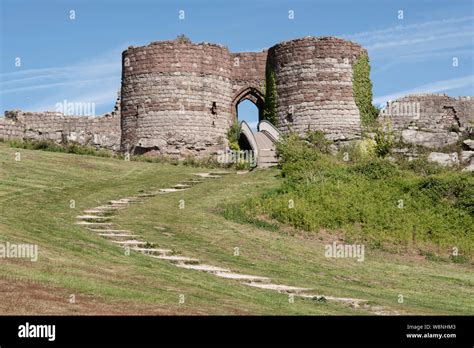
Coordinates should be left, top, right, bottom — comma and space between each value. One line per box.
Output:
427, 152, 459, 167
400, 129, 460, 149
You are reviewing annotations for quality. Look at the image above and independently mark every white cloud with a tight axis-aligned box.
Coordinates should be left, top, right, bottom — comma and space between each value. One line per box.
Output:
342, 16, 474, 62
0, 44, 130, 113
373, 75, 474, 104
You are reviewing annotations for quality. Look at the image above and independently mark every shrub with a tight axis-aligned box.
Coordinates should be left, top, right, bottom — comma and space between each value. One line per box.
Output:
305, 130, 330, 153
227, 121, 241, 151
350, 158, 399, 180
373, 121, 394, 157
224, 152, 474, 256
176, 34, 191, 44
398, 157, 443, 176
448, 124, 460, 133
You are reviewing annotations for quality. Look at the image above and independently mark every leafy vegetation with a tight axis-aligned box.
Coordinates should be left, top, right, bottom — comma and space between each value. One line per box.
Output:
226, 134, 474, 257
176, 34, 191, 44
5, 138, 113, 157
226, 120, 241, 151
352, 53, 379, 126
373, 120, 394, 157
1, 143, 473, 315
263, 63, 278, 126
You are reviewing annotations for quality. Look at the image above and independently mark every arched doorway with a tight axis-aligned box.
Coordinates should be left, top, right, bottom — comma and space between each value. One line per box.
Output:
231, 86, 264, 123
231, 87, 264, 151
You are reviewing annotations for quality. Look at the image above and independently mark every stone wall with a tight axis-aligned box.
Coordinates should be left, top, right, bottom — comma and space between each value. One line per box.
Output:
0, 108, 121, 150
268, 37, 366, 141
121, 40, 235, 157
379, 94, 474, 149
379, 94, 474, 131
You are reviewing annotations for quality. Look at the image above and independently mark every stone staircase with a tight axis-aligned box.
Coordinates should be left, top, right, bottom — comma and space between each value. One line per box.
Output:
254, 131, 278, 168
74, 171, 399, 315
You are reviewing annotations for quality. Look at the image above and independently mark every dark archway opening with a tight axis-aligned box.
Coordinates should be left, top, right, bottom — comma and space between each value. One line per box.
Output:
232, 87, 264, 151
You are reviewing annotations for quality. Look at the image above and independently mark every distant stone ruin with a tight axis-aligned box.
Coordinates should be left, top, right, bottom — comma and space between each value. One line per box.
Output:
379, 94, 474, 149
0, 93, 121, 151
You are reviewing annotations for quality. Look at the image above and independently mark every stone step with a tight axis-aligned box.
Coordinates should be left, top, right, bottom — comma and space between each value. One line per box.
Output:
259, 157, 278, 163
175, 263, 231, 273
194, 173, 221, 178
180, 180, 203, 185
258, 162, 279, 168
107, 205, 128, 209
122, 197, 143, 204
109, 200, 130, 205
297, 293, 366, 304
209, 171, 234, 175
98, 233, 137, 238
130, 247, 173, 255
259, 149, 277, 156
88, 229, 132, 233
83, 209, 115, 215
159, 188, 188, 193
111, 240, 147, 246
149, 255, 199, 264
137, 193, 158, 197
76, 215, 111, 220
243, 282, 311, 293
214, 272, 271, 282
173, 184, 191, 189
75, 221, 114, 226
93, 205, 121, 210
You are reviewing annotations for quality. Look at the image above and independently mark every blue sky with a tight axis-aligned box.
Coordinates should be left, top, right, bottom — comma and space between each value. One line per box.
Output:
1, 0, 473, 128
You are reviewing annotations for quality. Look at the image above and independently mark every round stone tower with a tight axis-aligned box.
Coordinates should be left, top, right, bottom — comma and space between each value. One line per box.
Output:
121, 39, 234, 156
268, 37, 366, 140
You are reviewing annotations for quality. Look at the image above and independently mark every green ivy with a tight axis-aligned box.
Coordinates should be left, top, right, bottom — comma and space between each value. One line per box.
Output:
263, 63, 278, 126
352, 53, 379, 127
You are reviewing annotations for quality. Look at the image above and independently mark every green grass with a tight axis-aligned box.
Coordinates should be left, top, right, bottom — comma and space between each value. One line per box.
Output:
231, 134, 474, 256
1, 143, 473, 315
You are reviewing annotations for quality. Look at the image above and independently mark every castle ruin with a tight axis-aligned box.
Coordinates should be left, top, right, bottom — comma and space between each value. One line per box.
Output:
1, 36, 472, 166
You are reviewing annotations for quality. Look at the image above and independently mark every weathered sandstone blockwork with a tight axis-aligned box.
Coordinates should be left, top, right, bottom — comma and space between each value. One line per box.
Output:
379, 94, 474, 131
121, 36, 367, 156
0, 109, 121, 150
268, 37, 366, 141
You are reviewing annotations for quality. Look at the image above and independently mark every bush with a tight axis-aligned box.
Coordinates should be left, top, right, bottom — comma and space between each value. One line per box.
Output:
398, 157, 443, 176
415, 174, 474, 215
350, 158, 399, 180
224, 139, 474, 256
227, 121, 241, 151
176, 34, 191, 44
448, 124, 460, 133
305, 130, 330, 153
373, 121, 394, 157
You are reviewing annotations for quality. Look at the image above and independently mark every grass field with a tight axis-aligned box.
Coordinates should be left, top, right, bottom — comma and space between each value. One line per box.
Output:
0, 143, 473, 315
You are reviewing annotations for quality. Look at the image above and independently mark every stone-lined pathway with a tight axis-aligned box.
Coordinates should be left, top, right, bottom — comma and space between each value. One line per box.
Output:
75, 171, 398, 315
